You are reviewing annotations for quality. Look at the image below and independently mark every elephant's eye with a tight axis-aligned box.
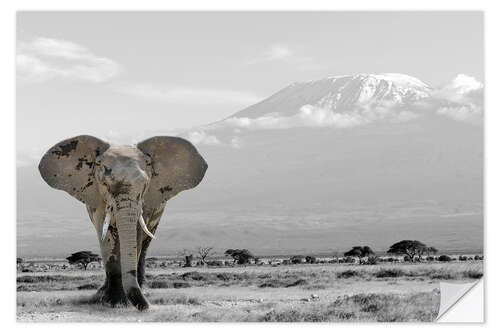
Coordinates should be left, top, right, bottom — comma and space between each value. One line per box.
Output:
104, 166, 112, 175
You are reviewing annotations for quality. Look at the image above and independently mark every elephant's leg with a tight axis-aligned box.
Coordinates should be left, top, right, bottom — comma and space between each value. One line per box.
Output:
87, 205, 128, 306
136, 207, 164, 288
94, 225, 129, 306
137, 223, 158, 288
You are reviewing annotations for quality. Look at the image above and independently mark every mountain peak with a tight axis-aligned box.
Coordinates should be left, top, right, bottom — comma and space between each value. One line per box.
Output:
232, 73, 432, 119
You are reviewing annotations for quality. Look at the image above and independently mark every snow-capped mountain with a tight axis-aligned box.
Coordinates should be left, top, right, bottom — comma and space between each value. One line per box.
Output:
231, 73, 432, 119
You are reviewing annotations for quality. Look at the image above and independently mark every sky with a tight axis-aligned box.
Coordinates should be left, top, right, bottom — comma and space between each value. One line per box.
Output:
16, 12, 483, 257
16, 11, 483, 165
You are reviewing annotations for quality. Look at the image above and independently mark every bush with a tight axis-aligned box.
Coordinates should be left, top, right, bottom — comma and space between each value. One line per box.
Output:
305, 256, 317, 264
77, 282, 100, 290
463, 270, 483, 279
459, 256, 468, 261
181, 271, 211, 281
150, 280, 191, 289
374, 268, 404, 278
286, 279, 308, 287
290, 255, 306, 264
438, 255, 452, 262
337, 270, 360, 279
365, 256, 378, 265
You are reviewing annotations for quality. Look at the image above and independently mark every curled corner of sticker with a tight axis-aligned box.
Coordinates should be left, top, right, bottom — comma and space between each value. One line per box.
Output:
436, 279, 482, 321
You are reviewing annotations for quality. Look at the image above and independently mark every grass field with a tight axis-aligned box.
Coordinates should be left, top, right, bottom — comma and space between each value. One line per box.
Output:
16, 261, 482, 322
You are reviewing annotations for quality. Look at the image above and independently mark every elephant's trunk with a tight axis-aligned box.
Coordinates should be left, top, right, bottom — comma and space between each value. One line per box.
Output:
114, 203, 149, 311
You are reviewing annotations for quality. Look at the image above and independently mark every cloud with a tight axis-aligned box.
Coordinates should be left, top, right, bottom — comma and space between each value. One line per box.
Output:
218, 103, 418, 131
430, 74, 483, 123
17, 37, 262, 109
114, 83, 262, 106
261, 44, 294, 61
185, 130, 220, 146
248, 43, 324, 71
17, 37, 121, 83
437, 104, 482, 123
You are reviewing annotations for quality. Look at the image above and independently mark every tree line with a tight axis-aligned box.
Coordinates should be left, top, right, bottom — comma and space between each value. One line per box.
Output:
41, 239, 480, 271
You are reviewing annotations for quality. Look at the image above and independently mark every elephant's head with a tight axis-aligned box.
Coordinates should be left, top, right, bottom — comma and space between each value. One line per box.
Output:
38, 135, 207, 310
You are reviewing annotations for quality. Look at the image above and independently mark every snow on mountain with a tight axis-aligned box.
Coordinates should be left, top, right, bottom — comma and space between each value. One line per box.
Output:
230, 73, 432, 120
183, 73, 482, 146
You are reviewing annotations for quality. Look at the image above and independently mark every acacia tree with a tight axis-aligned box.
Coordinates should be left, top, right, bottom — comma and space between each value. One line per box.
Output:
425, 246, 439, 257
344, 246, 375, 264
387, 240, 432, 261
197, 246, 214, 266
66, 251, 101, 270
224, 249, 254, 265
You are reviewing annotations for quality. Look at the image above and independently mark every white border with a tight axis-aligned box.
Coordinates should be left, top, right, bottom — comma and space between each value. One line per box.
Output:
2, 1, 497, 332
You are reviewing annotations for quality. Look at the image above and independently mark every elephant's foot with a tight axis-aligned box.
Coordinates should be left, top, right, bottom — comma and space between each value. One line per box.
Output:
127, 287, 150, 311
92, 281, 129, 307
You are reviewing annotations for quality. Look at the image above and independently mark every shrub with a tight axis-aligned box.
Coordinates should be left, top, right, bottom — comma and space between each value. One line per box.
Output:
77, 282, 100, 290
438, 255, 452, 262
337, 270, 360, 279
286, 279, 308, 287
150, 280, 191, 289
305, 256, 317, 264
459, 256, 468, 261
365, 256, 379, 265
181, 271, 211, 281
290, 255, 306, 264
463, 270, 483, 279
374, 268, 404, 278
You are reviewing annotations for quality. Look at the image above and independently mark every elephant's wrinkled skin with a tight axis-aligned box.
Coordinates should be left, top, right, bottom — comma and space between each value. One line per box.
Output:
38, 135, 207, 311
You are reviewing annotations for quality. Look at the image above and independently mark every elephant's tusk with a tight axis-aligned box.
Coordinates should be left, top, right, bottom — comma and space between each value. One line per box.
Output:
101, 213, 110, 241
139, 215, 156, 240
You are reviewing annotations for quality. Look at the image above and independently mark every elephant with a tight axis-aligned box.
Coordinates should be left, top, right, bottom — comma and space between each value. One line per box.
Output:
38, 135, 207, 311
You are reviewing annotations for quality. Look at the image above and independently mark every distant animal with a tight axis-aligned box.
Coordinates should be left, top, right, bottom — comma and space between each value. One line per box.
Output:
39, 135, 207, 311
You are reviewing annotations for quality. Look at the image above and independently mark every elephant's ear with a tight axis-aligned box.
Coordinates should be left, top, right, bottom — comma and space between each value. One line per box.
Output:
137, 136, 208, 211
38, 135, 110, 209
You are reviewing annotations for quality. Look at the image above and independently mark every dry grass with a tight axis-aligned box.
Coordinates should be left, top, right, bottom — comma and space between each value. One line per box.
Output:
17, 261, 482, 322
260, 291, 440, 322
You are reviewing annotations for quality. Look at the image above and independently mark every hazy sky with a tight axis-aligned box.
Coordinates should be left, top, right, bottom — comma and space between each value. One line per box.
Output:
17, 11, 483, 164
16, 12, 484, 257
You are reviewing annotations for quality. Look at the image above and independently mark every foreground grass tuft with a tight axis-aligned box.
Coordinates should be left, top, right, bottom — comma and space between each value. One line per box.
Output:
260, 291, 439, 322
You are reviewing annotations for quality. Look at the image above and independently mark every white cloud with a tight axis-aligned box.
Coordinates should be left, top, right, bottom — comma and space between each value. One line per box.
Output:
263, 44, 293, 61
248, 43, 323, 71
218, 104, 418, 131
431, 74, 483, 123
115, 83, 261, 106
446, 74, 483, 95
17, 37, 121, 83
437, 105, 482, 123
230, 136, 243, 148
17, 37, 262, 109
185, 130, 220, 146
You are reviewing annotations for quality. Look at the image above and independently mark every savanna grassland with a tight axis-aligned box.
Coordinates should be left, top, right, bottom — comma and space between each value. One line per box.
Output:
17, 260, 483, 322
